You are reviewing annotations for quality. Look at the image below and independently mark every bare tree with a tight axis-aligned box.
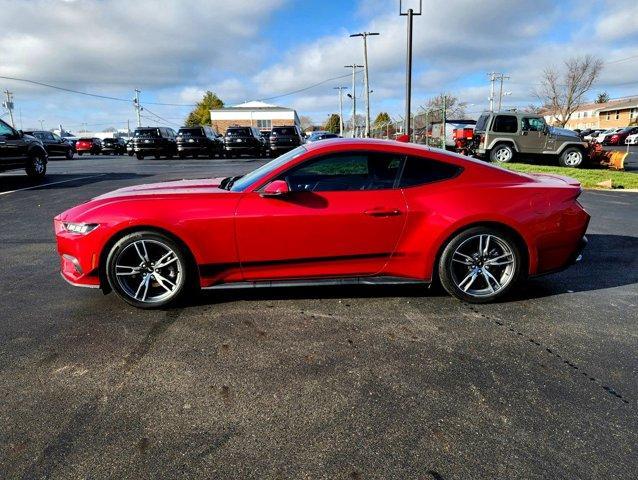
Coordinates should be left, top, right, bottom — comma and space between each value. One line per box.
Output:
299, 115, 314, 132
523, 104, 544, 114
423, 93, 467, 122
536, 55, 603, 127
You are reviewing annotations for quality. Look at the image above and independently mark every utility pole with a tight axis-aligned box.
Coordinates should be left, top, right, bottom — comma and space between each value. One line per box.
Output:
3, 90, 15, 128
350, 32, 379, 137
400, 0, 422, 141
345, 64, 363, 137
333, 86, 348, 136
488, 72, 497, 112
39, 120, 44, 130
497, 73, 510, 111
441, 96, 447, 149
134, 89, 142, 127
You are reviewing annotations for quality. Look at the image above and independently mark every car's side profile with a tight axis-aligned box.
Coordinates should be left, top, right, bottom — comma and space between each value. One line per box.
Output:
55, 139, 589, 308
0, 119, 48, 178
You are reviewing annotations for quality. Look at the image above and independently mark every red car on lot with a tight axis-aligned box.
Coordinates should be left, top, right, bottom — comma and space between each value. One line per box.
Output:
606, 126, 638, 146
75, 137, 102, 155
54, 139, 589, 308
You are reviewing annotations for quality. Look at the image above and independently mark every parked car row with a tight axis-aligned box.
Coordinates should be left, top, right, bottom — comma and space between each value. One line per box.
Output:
578, 126, 638, 145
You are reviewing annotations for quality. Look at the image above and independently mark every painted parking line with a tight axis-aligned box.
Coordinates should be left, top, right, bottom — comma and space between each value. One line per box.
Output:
0, 174, 107, 197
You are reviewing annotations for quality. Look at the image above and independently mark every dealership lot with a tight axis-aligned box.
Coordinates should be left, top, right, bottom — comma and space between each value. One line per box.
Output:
0, 155, 637, 478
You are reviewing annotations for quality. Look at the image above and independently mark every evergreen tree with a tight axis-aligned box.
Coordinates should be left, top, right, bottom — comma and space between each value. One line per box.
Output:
185, 91, 224, 126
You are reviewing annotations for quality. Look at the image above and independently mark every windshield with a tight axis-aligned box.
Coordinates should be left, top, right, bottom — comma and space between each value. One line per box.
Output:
229, 146, 306, 192
135, 129, 160, 138
226, 128, 250, 137
178, 128, 203, 137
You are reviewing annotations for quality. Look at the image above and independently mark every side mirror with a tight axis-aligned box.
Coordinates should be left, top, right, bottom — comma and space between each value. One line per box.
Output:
261, 180, 289, 197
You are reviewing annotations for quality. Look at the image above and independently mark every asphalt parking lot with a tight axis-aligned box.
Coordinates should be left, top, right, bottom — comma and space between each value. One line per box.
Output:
1, 155, 636, 479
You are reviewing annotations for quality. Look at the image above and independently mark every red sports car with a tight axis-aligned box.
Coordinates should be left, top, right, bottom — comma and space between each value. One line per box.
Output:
54, 139, 589, 308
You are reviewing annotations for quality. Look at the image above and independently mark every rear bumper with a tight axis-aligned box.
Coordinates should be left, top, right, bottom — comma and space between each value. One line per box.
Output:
177, 145, 209, 153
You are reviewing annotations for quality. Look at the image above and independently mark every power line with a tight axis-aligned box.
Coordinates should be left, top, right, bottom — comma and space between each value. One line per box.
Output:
259, 70, 362, 102
0, 75, 131, 102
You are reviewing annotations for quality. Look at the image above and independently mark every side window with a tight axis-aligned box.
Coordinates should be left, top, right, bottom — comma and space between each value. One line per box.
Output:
521, 117, 545, 132
280, 152, 403, 192
0, 120, 13, 137
45, 132, 56, 141
492, 115, 518, 133
34, 132, 45, 140
399, 156, 462, 188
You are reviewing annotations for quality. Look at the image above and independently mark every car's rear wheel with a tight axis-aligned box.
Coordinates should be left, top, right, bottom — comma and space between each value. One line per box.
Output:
559, 147, 584, 168
66, 149, 74, 160
106, 231, 189, 309
154, 154, 161, 159
26, 152, 46, 179
438, 227, 522, 303
490, 143, 514, 163
136, 153, 144, 160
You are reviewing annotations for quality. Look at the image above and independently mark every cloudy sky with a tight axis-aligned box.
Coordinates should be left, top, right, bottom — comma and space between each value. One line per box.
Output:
1, 0, 637, 132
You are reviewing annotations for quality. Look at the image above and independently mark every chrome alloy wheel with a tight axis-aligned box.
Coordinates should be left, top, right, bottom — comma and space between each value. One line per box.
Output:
114, 239, 182, 304
449, 234, 516, 298
563, 150, 582, 166
494, 146, 512, 162
33, 155, 46, 174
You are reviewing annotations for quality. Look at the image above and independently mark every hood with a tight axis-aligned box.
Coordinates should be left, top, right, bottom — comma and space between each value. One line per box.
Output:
94, 177, 228, 200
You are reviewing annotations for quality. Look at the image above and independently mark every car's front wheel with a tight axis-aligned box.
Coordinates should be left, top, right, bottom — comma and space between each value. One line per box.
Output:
559, 147, 584, 168
106, 231, 190, 308
26, 152, 46, 179
438, 227, 523, 303
490, 144, 515, 163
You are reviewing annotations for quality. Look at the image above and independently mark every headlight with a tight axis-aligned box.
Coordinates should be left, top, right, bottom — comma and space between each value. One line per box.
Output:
63, 222, 99, 234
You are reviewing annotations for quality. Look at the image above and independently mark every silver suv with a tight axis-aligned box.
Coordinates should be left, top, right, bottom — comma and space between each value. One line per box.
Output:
474, 111, 588, 167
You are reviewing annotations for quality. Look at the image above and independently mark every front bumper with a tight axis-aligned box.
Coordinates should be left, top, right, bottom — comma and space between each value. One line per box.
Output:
55, 219, 102, 288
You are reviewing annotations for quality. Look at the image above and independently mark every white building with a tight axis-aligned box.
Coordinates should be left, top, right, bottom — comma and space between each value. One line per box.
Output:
210, 101, 301, 133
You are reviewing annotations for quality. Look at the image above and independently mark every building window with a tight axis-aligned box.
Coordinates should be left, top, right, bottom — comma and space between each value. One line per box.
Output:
256, 119, 272, 129
606, 111, 610, 120
615, 110, 620, 120
583, 111, 589, 118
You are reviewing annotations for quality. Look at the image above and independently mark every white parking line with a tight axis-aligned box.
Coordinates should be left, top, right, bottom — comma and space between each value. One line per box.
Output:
0, 174, 106, 197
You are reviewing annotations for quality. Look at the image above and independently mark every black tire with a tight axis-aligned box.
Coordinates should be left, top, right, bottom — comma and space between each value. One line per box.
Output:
489, 143, 515, 163
154, 154, 161, 160
66, 149, 74, 160
558, 147, 584, 168
78, 152, 83, 156
136, 153, 144, 160
438, 226, 523, 304
192, 153, 198, 159
25, 151, 47, 179
178, 152, 185, 159
105, 231, 191, 309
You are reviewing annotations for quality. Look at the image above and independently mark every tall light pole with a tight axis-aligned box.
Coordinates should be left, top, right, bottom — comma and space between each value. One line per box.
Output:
400, 0, 422, 141
497, 73, 510, 111
345, 64, 363, 137
350, 32, 379, 138
134, 89, 142, 127
333, 86, 348, 136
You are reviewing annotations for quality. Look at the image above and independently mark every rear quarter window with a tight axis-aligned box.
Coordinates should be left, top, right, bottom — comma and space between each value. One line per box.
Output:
492, 115, 518, 133
399, 156, 462, 188
475, 114, 490, 132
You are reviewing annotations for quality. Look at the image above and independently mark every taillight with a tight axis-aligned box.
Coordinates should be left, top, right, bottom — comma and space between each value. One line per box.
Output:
611, 135, 619, 142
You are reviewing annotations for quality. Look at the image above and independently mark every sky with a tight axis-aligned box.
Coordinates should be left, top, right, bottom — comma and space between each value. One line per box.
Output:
0, 0, 637, 132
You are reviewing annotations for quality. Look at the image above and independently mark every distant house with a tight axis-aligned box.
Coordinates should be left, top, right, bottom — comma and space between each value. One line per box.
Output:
543, 96, 638, 129
209, 101, 301, 134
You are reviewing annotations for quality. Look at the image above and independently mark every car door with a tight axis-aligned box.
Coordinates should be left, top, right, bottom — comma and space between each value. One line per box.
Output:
48, 132, 65, 156
0, 120, 26, 166
519, 116, 546, 153
234, 151, 407, 281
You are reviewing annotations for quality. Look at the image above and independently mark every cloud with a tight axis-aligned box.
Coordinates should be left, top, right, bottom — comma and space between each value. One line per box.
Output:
0, 0, 284, 90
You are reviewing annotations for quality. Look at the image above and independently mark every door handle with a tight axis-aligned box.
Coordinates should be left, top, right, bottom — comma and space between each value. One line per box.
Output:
364, 208, 402, 217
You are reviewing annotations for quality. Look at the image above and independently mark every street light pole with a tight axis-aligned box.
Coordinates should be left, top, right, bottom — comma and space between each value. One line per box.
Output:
134, 89, 142, 127
333, 86, 348, 136
345, 64, 363, 137
350, 32, 379, 138
400, 0, 422, 142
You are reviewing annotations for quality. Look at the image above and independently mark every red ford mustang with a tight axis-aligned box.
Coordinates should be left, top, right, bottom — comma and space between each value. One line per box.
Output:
54, 139, 589, 308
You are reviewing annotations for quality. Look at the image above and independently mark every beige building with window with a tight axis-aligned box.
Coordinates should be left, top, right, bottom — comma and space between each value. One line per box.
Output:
210, 101, 301, 134
543, 96, 638, 129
